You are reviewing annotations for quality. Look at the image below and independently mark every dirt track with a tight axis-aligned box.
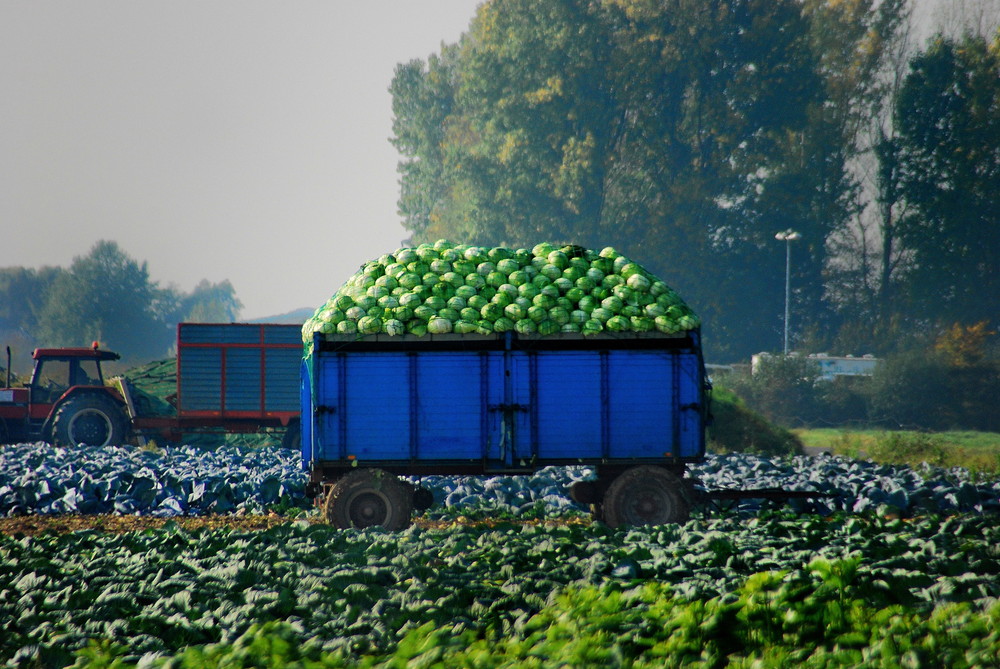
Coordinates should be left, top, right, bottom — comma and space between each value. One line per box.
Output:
0, 513, 591, 537
0, 513, 307, 537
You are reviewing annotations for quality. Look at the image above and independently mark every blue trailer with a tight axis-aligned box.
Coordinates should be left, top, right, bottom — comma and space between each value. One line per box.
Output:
302, 329, 710, 529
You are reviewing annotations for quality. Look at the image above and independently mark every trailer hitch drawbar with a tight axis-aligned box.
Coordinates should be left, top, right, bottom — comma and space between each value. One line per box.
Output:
699, 487, 840, 511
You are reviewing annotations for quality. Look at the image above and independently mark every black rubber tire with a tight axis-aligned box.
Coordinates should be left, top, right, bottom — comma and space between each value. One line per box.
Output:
412, 485, 434, 512
281, 421, 301, 450
601, 465, 690, 528
51, 393, 128, 447
569, 480, 599, 505
325, 469, 413, 530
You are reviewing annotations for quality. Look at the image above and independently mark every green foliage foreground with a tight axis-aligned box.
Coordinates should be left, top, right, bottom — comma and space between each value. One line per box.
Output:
3, 511, 999, 668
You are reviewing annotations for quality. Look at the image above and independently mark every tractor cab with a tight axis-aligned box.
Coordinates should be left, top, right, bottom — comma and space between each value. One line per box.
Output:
28, 343, 118, 406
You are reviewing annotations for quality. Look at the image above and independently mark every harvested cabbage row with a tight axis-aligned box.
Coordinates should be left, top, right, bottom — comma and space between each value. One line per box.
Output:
302, 240, 698, 345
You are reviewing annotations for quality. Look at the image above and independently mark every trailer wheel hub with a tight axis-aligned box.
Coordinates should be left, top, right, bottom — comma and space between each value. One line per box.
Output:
627, 489, 670, 523
325, 468, 414, 531
635, 495, 658, 517
348, 491, 389, 526
601, 465, 691, 528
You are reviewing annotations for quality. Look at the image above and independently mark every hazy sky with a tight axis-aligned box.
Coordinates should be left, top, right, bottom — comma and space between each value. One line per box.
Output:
1, 1, 985, 322
2, 1, 483, 320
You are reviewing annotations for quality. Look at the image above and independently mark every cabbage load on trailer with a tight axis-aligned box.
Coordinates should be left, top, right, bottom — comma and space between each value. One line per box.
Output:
301, 241, 710, 531
301, 240, 700, 353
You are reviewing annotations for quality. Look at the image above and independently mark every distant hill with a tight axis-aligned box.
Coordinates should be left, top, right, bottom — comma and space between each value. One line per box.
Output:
242, 307, 313, 325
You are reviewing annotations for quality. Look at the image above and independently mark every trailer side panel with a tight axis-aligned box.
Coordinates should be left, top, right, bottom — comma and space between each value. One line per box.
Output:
306, 332, 707, 474
177, 323, 301, 419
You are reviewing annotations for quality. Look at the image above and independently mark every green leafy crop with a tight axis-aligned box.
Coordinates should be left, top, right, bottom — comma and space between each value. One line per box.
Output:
3, 511, 1000, 667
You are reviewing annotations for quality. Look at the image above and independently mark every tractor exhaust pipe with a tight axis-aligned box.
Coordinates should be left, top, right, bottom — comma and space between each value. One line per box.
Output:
5, 347, 10, 388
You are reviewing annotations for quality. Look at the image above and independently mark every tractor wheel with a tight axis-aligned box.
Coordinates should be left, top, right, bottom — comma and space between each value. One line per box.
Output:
51, 394, 128, 447
601, 466, 690, 528
325, 469, 413, 530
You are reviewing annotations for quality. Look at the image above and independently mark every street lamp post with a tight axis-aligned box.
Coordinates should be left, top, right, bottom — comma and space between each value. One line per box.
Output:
775, 229, 802, 354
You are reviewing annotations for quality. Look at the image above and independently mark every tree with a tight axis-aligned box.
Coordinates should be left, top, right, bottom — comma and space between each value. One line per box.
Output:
0, 266, 65, 375
179, 280, 243, 323
935, 320, 996, 368
867, 344, 1000, 431
725, 354, 822, 427
391, 0, 849, 361
35, 241, 174, 361
931, 0, 1000, 40
3, 241, 246, 366
0, 266, 63, 336
810, 0, 915, 354
391, 43, 466, 241
158, 279, 243, 325
894, 34, 1000, 329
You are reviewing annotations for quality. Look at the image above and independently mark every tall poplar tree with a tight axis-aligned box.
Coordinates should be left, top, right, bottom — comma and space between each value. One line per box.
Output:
894, 34, 1000, 328
391, 0, 848, 360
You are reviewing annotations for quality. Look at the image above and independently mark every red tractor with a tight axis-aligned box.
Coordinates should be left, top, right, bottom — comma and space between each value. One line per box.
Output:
0, 342, 130, 447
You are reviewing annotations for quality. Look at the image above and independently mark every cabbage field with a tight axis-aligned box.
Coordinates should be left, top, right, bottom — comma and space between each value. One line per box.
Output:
2, 443, 1000, 667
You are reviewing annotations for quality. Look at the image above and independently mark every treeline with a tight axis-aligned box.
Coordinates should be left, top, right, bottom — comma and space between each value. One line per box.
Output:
0, 240, 242, 370
723, 322, 999, 431
390, 0, 1000, 362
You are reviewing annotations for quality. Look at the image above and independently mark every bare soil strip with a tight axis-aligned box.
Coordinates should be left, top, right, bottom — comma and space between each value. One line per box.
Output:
0, 513, 592, 536
0, 513, 301, 536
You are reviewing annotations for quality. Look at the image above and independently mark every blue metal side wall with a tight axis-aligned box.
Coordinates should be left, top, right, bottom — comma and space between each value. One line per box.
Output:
300, 360, 314, 469
308, 338, 706, 468
413, 353, 489, 459
514, 349, 702, 461
314, 352, 495, 463
180, 324, 263, 344
522, 351, 603, 459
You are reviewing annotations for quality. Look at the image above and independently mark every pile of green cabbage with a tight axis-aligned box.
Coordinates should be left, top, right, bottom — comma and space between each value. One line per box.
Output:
302, 240, 698, 344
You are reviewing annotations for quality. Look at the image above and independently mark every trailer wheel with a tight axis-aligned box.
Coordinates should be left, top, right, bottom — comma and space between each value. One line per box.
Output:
325, 469, 413, 531
51, 394, 128, 447
601, 466, 690, 528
